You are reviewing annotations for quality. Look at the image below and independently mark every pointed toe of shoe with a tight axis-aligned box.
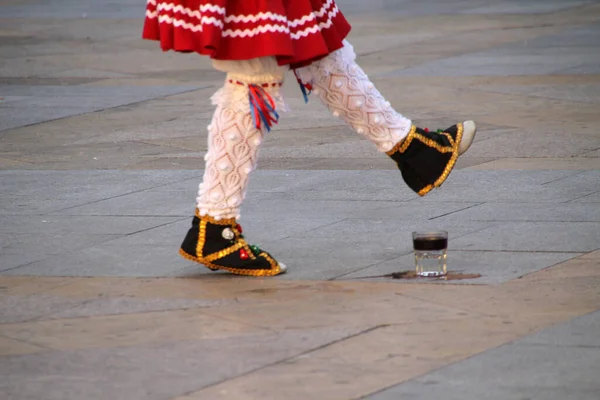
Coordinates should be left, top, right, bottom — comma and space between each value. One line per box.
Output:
459, 120, 476, 155
277, 262, 288, 274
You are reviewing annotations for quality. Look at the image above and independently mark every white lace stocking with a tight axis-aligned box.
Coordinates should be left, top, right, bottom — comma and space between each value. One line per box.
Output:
197, 74, 285, 220
296, 41, 412, 153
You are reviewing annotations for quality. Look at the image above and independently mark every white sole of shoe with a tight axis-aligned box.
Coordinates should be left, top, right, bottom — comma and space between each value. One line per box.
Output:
459, 120, 476, 155
278, 262, 288, 274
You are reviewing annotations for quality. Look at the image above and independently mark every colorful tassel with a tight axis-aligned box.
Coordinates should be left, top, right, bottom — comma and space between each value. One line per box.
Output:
294, 70, 312, 103
248, 84, 279, 132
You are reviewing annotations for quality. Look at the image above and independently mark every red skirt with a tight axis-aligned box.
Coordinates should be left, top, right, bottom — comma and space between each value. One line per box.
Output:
143, 0, 351, 68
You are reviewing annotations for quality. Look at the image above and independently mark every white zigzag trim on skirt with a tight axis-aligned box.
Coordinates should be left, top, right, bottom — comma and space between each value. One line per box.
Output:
290, 5, 339, 38
154, 2, 277, 22
155, 14, 291, 36
156, 3, 203, 19
148, 8, 289, 26
152, 4, 225, 27
147, 0, 226, 15
148, 4, 340, 40
157, 14, 223, 32
146, 0, 336, 29
223, 24, 290, 38
225, 12, 288, 24
310, 0, 335, 19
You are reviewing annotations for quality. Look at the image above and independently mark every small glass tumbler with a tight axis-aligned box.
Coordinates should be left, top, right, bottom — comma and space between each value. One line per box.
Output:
412, 231, 448, 277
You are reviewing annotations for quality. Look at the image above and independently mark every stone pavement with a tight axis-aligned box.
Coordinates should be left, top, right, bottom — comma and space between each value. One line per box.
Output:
1, 0, 600, 399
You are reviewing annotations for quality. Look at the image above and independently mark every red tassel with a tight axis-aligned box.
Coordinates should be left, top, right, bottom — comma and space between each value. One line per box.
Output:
248, 84, 279, 131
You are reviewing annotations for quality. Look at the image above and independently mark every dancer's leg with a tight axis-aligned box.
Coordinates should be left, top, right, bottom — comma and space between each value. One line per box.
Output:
296, 41, 476, 196
296, 41, 412, 153
197, 57, 287, 220
179, 57, 288, 276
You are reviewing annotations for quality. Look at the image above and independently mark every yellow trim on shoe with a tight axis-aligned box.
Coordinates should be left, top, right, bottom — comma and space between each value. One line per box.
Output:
179, 211, 284, 277
387, 124, 464, 197
179, 248, 283, 277
386, 125, 416, 156
417, 122, 463, 196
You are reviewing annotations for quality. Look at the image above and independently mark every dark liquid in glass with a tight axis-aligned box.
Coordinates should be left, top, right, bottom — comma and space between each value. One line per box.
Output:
413, 237, 448, 251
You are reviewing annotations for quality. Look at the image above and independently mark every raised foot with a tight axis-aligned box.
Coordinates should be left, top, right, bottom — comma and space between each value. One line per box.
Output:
387, 121, 477, 196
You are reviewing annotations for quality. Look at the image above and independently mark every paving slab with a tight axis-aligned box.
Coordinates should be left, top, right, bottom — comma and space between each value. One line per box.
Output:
0, 85, 204, 132
0, 232, 121, 272
435, 202, 600, 222
0, 215, 182, 235
572, 191, 600, 203
467, 158, 600, 171
0, 293, 88, 324
546, 170, 600, 195
474, 83, 600, 105
1, 242, 193, 277
0, 0, 144, 19
0, 170, 200, 198
45, 296, 233, 320
462, 1, 596, 14
451, 222, 600, 253
521, 309, 600, 347
366, 311, 600, 400
116, 214, 344, 247
464, 131, 600, 158
420, 180, 598, 203
385, 22, 600, 77
0, 170, 199, 215
0, 327, 364, 400
47, 190, 193, 217
341, 0, 595, 16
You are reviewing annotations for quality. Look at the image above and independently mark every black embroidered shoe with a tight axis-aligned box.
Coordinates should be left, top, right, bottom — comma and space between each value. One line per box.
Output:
179, 210, 286, 277
387, 121, 476, 196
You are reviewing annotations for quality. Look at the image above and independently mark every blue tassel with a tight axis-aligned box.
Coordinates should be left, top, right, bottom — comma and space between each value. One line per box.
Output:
293, 70, 311, 104
299, 81, 310, 103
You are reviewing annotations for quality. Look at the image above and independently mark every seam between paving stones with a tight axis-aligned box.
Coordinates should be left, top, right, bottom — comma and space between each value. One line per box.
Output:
176, 324, 389, 397
353, 335, 531, 400
0, 234, 121, 274
513, 250, 600, 277
42, 177, 203, 216
26, 298, 98, 324
329, 250, 414, 281
448, 249, 584, 254
0, 304, 275, 334
442, 218, 600, 223
267, 217, 352, 246
0, 218, 188, 274
0, 156, 35, 165
0, 332, 52, 351
427, 202, 484, 220
565, 189, 600, 203
578, 147, 600, 157
511, 342, 600, 349
0, 86, 209, 134
540, 170, 589, 185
